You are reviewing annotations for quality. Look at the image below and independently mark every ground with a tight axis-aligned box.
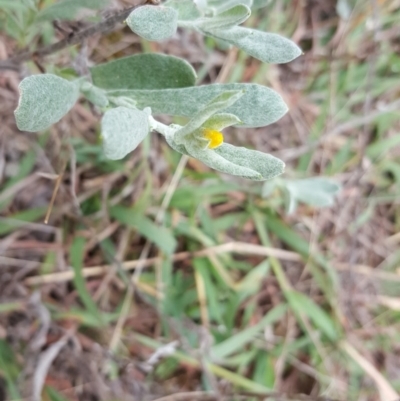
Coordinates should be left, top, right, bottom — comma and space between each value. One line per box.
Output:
1, 1, 400, 401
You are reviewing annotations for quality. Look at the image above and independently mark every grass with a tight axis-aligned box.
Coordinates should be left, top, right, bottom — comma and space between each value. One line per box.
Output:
1, 0, 400, 400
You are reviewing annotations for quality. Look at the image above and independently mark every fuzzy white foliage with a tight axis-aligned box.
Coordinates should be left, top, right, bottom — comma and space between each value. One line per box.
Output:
194, 4, 250, 30
126, 5, 178, 41
15, 74, 79, 132
205, 26, 302, 64
101, 107, 150, 160
106, 83, 288, 128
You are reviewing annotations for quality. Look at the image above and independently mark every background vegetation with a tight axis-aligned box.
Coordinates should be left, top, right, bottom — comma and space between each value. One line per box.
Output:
0, 0, 400, 400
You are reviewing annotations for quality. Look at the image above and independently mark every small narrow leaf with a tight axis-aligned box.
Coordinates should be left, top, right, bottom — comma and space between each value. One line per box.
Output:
91, 53, 196, 90
251, 0, 272, 9
208, 0, 252, 14
36, 0, 109, 21
111, 206, 177, 255
286, 291, 338, 341
126, 5, 178, 41
80, 82, 109, 108
174, 91, 243, 143
15, 74, 79, 132
205, 26, 302, 64
101, 107, 150, 160
211, 304, 287, 360
70, 236, 103, 325
194, 5, 250, 30
107, 83, 288, 128
202, 113, 242, 130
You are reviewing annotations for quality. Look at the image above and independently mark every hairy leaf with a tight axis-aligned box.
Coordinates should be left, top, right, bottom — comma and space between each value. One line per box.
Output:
202, 113, 242, 130
36, 0, 109, 21
80, 82, 109, 108
165, 131, 190, 156
215, 143, 285, 180
205, 26, 302, 64
194, 5, 250, 30
182, 141, 284, 181
107, 83, 288, 128
126, 5, 178, 41
207, 0, 252, 14
164, 0, 201, 20
90, 53, 197, 90
285, 177, 341, 213
15, 74, 79, 132
185, 141, 263, 180
101, 107, 150, 160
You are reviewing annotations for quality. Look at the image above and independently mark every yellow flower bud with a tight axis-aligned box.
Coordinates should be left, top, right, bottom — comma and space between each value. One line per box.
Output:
202, 128, 224, 149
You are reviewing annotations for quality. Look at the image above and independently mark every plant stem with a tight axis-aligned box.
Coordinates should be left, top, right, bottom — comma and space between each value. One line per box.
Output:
0, 0, 153, 71
148, 116, 174, 137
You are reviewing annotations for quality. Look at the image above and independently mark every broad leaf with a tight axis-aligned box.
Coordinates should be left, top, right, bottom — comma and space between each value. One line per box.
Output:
164, 0, 201, 20
101, 107, 150, 160
106, 83, 288, 128
194, 4, 250, 30
285, 177, 341, 213
90, 53, 197, 90
126, 5, 178, 41
205, 26, 302, 64
36, 0, 109, 21
15, 74, 79, 132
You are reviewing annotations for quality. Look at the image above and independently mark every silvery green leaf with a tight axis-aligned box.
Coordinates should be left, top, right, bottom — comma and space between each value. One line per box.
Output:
101, 107, 150, 160
174, 91, 243, 144
215, 143, 285, 180
251, 0, 272, 9
36, 0, 109, 21
194, 5, 250, 30
107, 83, 288, 128
208, 0, 252, 14
205, 26, 302, 64
285, 177, 341, 209
15, 74, 79, 132
164, 0, 201, 20
80, 82, 109, 108
165, 131, 190, 156
262, 178, 281, 197
185, 141, 264, 180
203, 113, 242, 130
126, 5, 178, 42
90, 53, 196, 90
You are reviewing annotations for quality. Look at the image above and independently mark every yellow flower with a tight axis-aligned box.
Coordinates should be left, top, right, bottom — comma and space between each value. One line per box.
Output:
202, 128, 224, 149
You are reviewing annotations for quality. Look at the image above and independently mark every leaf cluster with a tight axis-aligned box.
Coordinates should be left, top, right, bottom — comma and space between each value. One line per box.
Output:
13, 0, 302, 181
